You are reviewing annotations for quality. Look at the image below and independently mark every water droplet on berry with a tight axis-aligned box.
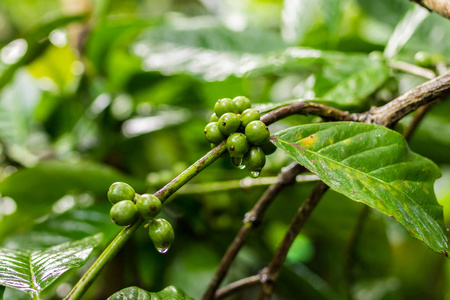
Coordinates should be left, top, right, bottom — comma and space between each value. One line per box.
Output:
249, 171, 260, 178
157, 246, 169, 254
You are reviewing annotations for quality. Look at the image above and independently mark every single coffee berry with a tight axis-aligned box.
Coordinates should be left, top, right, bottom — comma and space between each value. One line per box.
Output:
243, 146, 266, 172
107, 182, 135, 204
218, 113, 241, 136
214, 98, 239, 117
233, 96, 251, 113
226, 133, 249, 158
204, 122, 226, 144
240, 109, 260, 128
136, 194, 162, 220
148, 218, 175, 254
110, 200, 138, 226
245, 120, 270, 145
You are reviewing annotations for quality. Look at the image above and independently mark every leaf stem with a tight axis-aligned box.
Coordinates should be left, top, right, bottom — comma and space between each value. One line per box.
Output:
65, 141, 227, 300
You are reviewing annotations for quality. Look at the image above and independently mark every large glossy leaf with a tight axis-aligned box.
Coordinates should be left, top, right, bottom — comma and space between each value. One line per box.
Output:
108, 286, 194, 300
131, 16, 376, 82
0, 234, 102, 297
272, 122, 448, 254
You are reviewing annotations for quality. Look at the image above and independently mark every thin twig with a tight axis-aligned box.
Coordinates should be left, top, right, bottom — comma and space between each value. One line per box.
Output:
201, 163, 305, 300
388, 60, 436, 79
261, 101, 355, 125
355, 72, 450, 126
215, 274, 262, 299
258, 181, 329, 300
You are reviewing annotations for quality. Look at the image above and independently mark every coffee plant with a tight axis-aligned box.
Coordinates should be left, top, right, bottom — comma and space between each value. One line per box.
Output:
0, 0, 449, 299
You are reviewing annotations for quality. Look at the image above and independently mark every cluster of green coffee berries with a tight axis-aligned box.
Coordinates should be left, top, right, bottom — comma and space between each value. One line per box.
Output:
107, 182, 174, 253
204, 96, 276, 177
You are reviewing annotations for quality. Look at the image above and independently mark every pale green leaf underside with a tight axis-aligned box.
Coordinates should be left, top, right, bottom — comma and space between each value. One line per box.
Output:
273, 122, 448, 254
108, 286, 194, 300
0, 234, 103, 296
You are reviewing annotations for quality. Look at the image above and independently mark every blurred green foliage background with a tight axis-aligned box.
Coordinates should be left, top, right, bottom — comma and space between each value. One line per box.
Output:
0, 0, 449, 299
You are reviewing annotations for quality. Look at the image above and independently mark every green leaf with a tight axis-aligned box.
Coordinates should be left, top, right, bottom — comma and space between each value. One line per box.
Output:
272, 122, 448, 254
2, 205, 115, 250
0, 160, 145, 211
108, 286, 194, 300
0, 234, 102, 297
320, 62, 390, 107
0, 160, 145, 240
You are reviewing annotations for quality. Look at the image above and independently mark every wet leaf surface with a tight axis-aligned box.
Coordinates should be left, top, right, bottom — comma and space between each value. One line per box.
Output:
0, 234, 102, 297
273, 122, 448, 254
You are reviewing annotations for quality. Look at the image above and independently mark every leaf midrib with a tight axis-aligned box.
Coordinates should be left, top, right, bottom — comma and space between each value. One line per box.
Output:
28, 251, 40, 295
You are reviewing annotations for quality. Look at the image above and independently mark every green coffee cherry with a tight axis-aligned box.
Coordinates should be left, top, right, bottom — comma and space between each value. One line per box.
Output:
226, 133, 249, 158
204, 122, 226, 144
136, 194, 162, 220
148, 218, 175, 253
110, 200, 138, 226
233, 96, 251, 113
210, 113, 219, 122
414, 51, 433, 67
241, 109, 260, 128
245, 120, 270, 145
218, 113, 241, 136
243, 146, 266, 172
260, 139, 277, 155
214, 98, 239, 117
107, 182, 135, 204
